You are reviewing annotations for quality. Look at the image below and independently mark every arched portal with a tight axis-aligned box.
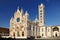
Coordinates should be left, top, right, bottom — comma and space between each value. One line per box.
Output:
53, 27, 59, 37
53, 27, 59, 32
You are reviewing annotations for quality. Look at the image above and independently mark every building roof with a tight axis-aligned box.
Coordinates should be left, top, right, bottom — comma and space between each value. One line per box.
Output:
0, 27, 9, 33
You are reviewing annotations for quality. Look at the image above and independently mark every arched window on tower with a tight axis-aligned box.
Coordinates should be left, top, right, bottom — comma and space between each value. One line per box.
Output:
40, 16, 42, 17
40, 21, 42, 23
40, 10, 42, 12
40, 7, 42, 9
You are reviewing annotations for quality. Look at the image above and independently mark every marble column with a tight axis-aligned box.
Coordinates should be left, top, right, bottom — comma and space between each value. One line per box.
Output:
35, 24, 37, 38
31, 24, 33, 36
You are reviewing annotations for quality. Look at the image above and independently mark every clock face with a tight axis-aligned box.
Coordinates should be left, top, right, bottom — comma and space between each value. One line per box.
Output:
17, 18, 20, 22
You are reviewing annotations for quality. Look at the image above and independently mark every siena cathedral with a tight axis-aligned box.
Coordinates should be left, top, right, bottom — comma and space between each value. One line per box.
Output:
10, 3, 60, 39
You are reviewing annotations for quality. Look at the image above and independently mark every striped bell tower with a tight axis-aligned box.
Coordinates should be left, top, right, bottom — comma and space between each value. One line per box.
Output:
38, 3, 45, 26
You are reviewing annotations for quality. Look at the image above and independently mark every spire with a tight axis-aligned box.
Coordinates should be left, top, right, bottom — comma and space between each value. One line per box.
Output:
17, 6, 19, 9
17, 6, 20, 12
10, 17, 13, 22
40, 3, 44, 7
35, 16, 38, 22
41, 3, 43, 6
25, 11, 29, 16
21, 8, 23, 13
38, 3, 45, 26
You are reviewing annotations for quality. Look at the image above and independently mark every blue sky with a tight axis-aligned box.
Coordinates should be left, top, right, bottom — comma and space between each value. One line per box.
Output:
0, 0, 60, 28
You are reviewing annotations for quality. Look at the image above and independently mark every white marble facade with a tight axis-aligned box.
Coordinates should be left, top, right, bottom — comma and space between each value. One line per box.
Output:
10, 3, 60, 39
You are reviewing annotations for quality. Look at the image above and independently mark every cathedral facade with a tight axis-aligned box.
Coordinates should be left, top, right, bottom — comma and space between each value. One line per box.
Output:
10, 3, 60, 39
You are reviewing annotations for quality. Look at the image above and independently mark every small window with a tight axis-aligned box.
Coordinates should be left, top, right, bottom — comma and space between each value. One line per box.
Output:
40, 10, 42, 12
40, 7, 42, 9
40, 13, 42, 15
40, 16, 42, 17
41, 21, 42, 23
